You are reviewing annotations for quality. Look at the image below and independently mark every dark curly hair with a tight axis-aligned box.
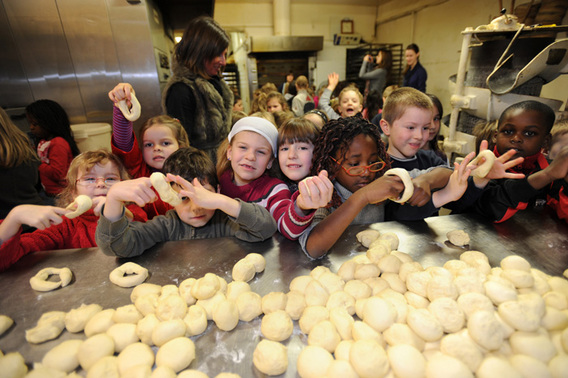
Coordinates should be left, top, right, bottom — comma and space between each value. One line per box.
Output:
311, 116, 390, 208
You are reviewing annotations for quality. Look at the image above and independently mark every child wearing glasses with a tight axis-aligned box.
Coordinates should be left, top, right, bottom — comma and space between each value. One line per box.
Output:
0, 149, 147, 271
299, 117, 475, 259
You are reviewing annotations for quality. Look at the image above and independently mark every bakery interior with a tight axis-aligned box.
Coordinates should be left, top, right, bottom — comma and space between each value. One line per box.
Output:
1, 0, 568, 377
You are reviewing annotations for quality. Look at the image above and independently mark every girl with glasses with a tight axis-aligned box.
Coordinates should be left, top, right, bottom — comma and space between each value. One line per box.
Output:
0, 149, 147, 272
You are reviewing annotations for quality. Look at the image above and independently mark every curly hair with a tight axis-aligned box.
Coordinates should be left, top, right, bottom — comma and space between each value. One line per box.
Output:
311, 116, 390, 208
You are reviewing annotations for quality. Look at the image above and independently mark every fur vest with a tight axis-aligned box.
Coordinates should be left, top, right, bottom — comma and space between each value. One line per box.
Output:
161, 56, 233, 154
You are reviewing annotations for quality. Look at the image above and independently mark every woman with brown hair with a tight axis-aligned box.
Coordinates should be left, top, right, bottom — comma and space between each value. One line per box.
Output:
359, 48, 392, 98
403, 43, 427, 92
162, 16, 234, 164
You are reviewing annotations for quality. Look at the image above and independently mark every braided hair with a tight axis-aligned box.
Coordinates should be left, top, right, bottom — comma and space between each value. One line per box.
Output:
312, 116, 390, 208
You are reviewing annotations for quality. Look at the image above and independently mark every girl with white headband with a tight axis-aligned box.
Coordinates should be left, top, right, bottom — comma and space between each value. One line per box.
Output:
216, 116, 333, 240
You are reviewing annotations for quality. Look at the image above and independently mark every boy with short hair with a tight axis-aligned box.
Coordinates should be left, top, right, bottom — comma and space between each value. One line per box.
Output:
96, 147, 277, 258
473, 100, 568, 222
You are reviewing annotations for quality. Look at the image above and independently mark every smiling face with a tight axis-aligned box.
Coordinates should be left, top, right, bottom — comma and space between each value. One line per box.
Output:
335, 134, 380, 193
428, 105, 441, 142
142, 125, 180, 170
173, 181, 217, 227
381, 106, 432, 159
74, 160, 121, 199
267, 98, 283, 113
405, 49, 419, 68
227, 131, 274, 186
339, 90, 363, 118
494, 109, 549, 159
204, 48, 227, 77
278, 141, 314, 182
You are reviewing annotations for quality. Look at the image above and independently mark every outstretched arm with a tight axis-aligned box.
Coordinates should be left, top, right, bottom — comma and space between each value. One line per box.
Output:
0, 205, 69, 245
103, 178, 157, 222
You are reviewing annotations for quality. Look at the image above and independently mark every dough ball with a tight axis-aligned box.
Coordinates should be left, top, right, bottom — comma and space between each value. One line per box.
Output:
86, 355, 118, 378
446, 230, 470, 246
25, 311, 66, 344
299, 306, 329, 335
65, 304, 102, 333
117, 342, 154, 375
501, 269, 534, 288
440, 331, 483, 372
381, 272, 407, 294
549, 354, 568, 378
236, 291, 263, 322
136, 314, 160, 345
232, 259, 256, 282
225, 281, 251, 302
130, 283, 162, 303
343, 280, 372, 300
113, 304, 142, 324
156, 337, 195, 373
77, 333, 114, 371
253, 339, 288, 376
425, 353, 473, 378
151, 366, 177, 378
541, 306, 568, 331
443, 259, 468, 276
106, 323, 138, 353
356, 229, 381, 247
476, 356, 521, 378
500, 255, 531, 272
191, 273, 220, 300
467, 310, 504, 351
177, 370, 209, 378
354, 263, 380, 280
156, 294, 188, 321
296, 345, 334, 378
337, 260, 358, 282
244, 253, 266, 273
289, 275, 314, 293
42, 339, 83, 373
485, 280, 518, 305
329, 307, 355, 341
285, 290, 306, 321
378, 232, 400, 250
0, 352, 28, 378
454, 274, 485, 296
349, 339, 389, 378
326, 291, 356, 315
543, 291, 568, 310
427, 275, 458, 301
109, 262, 148, 288
377, 254, 402, 274
134, 293, 159, 316
152, 319, 186, 347
362, 297, 396, 333
334, 339, 354, 361
318, 272, 345, 294
351, 320, 383, 345
428, 297, 465, 333
498, 300, 541, 332
178, 278, 197, 306
383, 323, 425, 351
307, 320, 341, 352
510, 329, 557, 362
407, 308, 444, 342
364, 277, 390, 296
406, 271, 432, 298
387, 344, 426, 378
84, 309, 115, 338
510, 354, 551, 378
460, 251, 491, 275
0, 315, 14, 336
212, 299, 239, 332
261, 310, 293, 341
261, 291, 287, 314
183, 305, 208, 337
366, 244, 389, 264
310, 265, 331, 280
405, 291, 430, 309
326, 359, 358, 378
196, 292, 225, 320
304, 280, 329, 307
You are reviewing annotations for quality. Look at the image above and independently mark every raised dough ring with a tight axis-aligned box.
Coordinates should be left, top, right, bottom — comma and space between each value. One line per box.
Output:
150, 172, 182, 206
30, 267, 73, 292
467, 150, 495, 178
109, 262, 148, 288
65, 195, 93, 219
117, 92, 141, 122
384, 168, 414, 203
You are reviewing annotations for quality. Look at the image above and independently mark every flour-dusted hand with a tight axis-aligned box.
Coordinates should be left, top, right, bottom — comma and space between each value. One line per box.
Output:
296, 170, 334, 212
433, 151, 475, 207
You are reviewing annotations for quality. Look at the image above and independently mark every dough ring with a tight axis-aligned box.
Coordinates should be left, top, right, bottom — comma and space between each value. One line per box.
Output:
384, 168, 414, 203
150, 172, 182, 206
30, 267, 73, 292
65, 195, 93, 219
109, 262, 148, 288
117, 92, 141, 122
467, 150, 495, 178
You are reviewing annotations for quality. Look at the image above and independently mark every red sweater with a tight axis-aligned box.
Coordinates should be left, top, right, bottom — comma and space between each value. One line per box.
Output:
219, 170, 314, 240
0, 205, 147, 272
37, 137, 73, 196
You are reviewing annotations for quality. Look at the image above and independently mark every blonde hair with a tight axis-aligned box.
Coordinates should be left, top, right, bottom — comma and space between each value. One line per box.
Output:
382, 84, 400, 99
338, 85, 363, 104
261, 82, 278, 94
382, 87, 433, 125
267, 91, 289, 111
272, 110, 295, 129
250, 92, 268, 114
138, 115, 189, 150
249, 111, 275, 126
56, 149, 130, 207
296, 75, 309, 89
0, 107, 39, 168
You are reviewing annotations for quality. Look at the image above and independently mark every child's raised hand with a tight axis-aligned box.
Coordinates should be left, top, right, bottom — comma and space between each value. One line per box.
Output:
168, 174, 219, 210
476, 140, 525, 184
14, 205, 68, 230
107, 178, 156, 207
296, 170, 334, 211
359, 174, 404, 205
327, 72, 339, 91
433, 151, 475, 207
108, 83, 134, 106
544, 145, 568, 181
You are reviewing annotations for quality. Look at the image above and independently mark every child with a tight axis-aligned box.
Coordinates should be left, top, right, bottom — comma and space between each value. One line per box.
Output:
291, 76, 314, 116
96, 147, 277, 258
299, 117, 474, 259
0, 107, 43, 220
546, 121, 568, 160
0, 149, 147, 271
109, 83, 190, 218
319, 72, 363, 120
267, 91, 289, 113
370, 84, 400, 127
277, 118, 320, 192
26, 99, 80, 197
303, 109, 329, 130
216, 116, 333, 240
472, 100, 568, 222
233, 95, 244, 112
421, 94, 448, 164
250, 91, 268, 114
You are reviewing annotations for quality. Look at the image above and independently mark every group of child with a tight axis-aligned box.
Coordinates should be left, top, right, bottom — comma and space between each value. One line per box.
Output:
1, 78, 567, 271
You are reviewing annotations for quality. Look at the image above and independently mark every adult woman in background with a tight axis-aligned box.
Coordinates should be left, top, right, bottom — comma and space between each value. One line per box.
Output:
359, 48, 392, 98
403, 43, 427, 92
162, 16, 233, 164
0, 107, 43, 220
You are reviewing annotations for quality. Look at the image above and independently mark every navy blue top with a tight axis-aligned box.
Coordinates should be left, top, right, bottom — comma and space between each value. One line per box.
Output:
403, 61, 427, 92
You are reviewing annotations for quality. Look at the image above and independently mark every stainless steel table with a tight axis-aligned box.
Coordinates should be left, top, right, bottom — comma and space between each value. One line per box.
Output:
0, 210, 567, 376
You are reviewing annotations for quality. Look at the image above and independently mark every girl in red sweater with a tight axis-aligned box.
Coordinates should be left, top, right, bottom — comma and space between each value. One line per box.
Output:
0, 149, 147, 272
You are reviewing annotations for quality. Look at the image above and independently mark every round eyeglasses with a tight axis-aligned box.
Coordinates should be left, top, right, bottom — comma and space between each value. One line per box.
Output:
331, 157, 386, 177
76, 177, 120, 187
